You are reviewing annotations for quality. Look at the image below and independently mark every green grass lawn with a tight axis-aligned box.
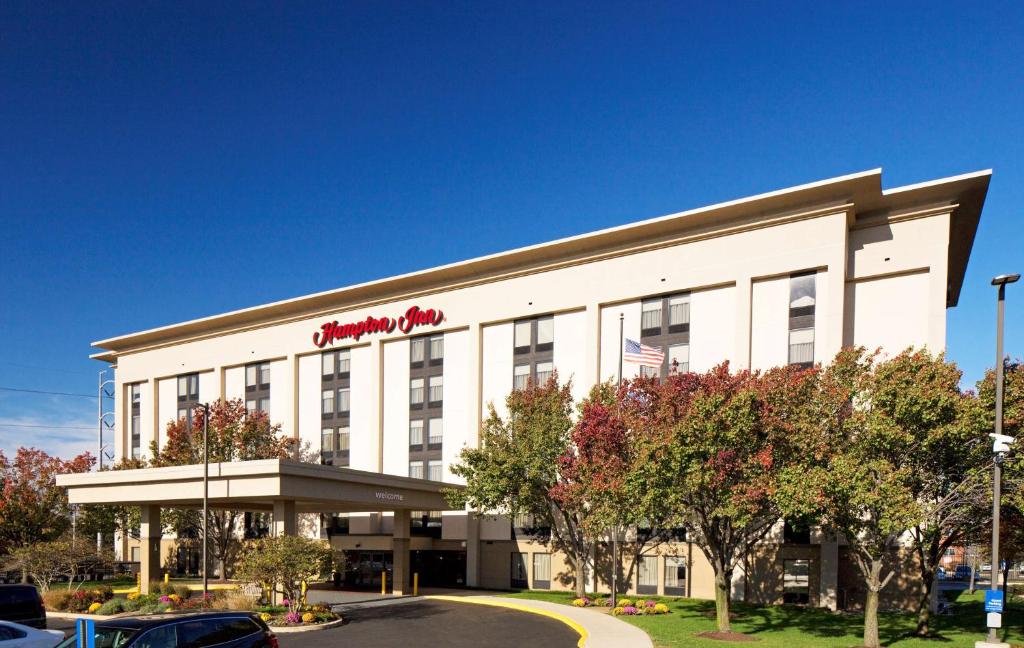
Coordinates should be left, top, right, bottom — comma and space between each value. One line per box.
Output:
501, 589, 1024, 648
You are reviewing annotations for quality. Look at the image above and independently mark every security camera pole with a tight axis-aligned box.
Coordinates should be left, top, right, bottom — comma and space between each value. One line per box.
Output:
979, 273, 1019, 648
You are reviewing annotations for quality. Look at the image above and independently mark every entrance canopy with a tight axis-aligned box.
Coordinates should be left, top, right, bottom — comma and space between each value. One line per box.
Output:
57, 458, 461, 513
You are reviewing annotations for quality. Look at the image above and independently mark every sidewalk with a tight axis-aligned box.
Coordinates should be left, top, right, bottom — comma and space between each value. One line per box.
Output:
425, 594, 653, 648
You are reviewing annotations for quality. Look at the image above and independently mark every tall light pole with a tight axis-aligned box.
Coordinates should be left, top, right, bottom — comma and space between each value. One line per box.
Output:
982, 273, 1018, 648
196, 403, 211, 605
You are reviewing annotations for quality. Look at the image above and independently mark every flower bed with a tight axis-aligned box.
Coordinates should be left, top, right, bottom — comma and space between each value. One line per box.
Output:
611, 599, 670, 616
42, 586, 114, 613
256, 604, 336, 627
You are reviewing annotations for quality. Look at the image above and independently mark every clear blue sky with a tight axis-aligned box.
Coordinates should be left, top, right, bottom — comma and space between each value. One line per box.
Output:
2, 1, 1022, 458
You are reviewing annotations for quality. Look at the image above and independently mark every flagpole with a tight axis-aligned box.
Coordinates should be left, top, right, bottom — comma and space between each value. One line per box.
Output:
612, 313, 624, 607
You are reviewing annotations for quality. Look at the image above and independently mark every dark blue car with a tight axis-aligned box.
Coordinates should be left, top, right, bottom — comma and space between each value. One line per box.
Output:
55, 611, 278, 648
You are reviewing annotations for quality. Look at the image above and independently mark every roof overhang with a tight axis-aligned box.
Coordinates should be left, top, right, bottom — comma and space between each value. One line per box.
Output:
57, 459, 461, 513
90, 168, 991, 361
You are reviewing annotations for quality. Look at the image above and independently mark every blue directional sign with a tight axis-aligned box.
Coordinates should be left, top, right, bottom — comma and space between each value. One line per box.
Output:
75, 618, 96, 648
985, 589, 1004, 613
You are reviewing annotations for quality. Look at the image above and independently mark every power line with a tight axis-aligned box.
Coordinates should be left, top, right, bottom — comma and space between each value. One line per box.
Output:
0, 423, 95, 430
0, 386, 97, 399
0, 361, 97, 377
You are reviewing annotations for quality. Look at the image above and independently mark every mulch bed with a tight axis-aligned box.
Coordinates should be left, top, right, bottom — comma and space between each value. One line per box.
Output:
696, 631, 759, 642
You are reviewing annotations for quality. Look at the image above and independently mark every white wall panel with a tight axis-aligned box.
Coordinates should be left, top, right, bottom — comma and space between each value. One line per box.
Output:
600, 302, 641, 383
269, 359, 292, 433
690, 286, 736, 372
198, 370, 218, 407
381, 340, 409, 476
442, 330, 469, 484
553, 310, 588, 406
156, 378, 176, 452
813, 271, 832, 364
297, 354, 321, 454
224, 367, 244, 403
139, 380, 155, 459
750, 278, 789, 371
848, 272, 931, 359
350, 345, 376, 472
481, 323, 513, 421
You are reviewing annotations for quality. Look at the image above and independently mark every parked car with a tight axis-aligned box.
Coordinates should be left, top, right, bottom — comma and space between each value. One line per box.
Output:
0, 587, 46, 630
981, 564, 992, 573
936, 567, 947, 580
954, 565, 973, 580
0, 621, 63, 648
55, 612, 278, 648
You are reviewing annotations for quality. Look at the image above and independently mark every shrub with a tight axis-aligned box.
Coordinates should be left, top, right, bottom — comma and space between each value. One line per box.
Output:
220, 592, 258, 611
571, 597, 591, 607
97, 598, 130, 616
284, 612, 301, 624
42, 589, 72, 611
301, 612, 314, 623
259, 612, 271, 623
173, 584, 191, 600
235, 535, 332, 614
93, 585, 114, 602
654, 603, 669, 614
618, 598, 632, 607
87, 602, 102, 614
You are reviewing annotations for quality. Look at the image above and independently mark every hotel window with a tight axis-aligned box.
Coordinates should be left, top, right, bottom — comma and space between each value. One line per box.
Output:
409, 420, 424, 448
513, 364, 531, 390
410, 333, 443, 470
428, 418, 443, 447
668, 344, 690, 374
638, 555, 659, 595
410, 338, 426, 365
532, 553, 551, 590
410, 378, 425, 407
535, 361, 553, 385
429, 335, 444, 364
788, 272, 816, 368
409, 461, 424, 480
428, 375, 443, 405
511, 553, 529, 589
640, 292, 691, 377
641, 299, 662, 334
321, 428, 334, 453
512, 316, 555, 388
665, 557, 687, 596
245, 362, 271, 415
321, 347, 351, 464
176, 373, 199, 426
411, 511, 442, 538
427, 460, 443, 482
783, 559, 811, 605
130, 384, 142, 459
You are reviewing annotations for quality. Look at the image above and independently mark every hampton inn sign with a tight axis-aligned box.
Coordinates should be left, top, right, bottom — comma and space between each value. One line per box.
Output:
312, 305, 445, 347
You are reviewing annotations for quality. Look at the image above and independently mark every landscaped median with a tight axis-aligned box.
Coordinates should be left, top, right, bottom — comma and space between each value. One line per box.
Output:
500, 590, 1024, 648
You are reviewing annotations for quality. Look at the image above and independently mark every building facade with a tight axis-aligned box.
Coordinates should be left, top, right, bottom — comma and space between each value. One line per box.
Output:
92, 168, 989, 608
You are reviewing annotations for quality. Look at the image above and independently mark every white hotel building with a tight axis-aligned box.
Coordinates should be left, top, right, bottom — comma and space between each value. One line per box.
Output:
86, 168, 989, 608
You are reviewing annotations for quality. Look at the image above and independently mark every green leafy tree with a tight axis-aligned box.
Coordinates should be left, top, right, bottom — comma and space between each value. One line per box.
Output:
6, 537, 113, 593
777, 348, 979, 648
630, 362, 818, 633
151, 398, 294, 580
448, 374, 592, 597
78, 457, 147, 549
235, 535, 332, 613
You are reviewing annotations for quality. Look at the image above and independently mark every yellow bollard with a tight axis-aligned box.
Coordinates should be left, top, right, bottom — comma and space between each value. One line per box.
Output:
381, 570, 386, 596
136, 573, 141, 595
413, 572, 418, 596
164, 573, 169, 585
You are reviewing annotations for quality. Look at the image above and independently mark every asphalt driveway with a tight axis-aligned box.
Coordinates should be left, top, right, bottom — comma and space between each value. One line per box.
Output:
279, 599, 580, 648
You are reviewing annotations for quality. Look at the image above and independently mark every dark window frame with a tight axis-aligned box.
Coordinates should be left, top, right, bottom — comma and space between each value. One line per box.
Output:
321, 348, 352, 466
639, 292, 691, 377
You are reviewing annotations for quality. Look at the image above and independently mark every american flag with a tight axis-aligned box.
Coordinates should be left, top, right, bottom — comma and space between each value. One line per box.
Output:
623, 338, 665, 367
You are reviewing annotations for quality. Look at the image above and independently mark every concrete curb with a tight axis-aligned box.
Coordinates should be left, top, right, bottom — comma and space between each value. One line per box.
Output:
269, 617, 345, 633
46, 612, 116, 621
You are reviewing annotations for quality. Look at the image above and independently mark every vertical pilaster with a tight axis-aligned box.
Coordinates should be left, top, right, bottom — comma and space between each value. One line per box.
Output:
139, 505, 161, 594
734, 276, 753, 370
272, 500, 296, 537
584, 303, 601, 387
465, 513, 480, 588
467, 323, 482, 450
392, 509, 411, 595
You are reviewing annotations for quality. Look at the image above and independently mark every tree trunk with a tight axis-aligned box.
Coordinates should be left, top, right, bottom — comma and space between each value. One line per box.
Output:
969, 562, 977, 594
1001, 563, 1009, 605
864, 587, 881, 648
714, 568, 732, 633
574, 557, 586, 598
914, 566, 935, 636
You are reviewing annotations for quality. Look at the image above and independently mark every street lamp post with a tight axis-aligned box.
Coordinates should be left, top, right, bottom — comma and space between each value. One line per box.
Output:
980, 274, 1018, 648
196, 403, 211, 605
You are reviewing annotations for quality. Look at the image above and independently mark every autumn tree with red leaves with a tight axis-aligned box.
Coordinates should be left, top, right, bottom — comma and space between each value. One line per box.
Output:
150, 398, 294, 580
0, 448, 93, 576
630, 362, 818, 634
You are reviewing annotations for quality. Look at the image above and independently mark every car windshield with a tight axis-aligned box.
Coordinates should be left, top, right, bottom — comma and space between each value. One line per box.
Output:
56, 626, 138, 648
